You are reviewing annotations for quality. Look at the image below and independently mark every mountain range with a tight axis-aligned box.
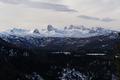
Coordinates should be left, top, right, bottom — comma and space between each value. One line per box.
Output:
0, 25, 119, 56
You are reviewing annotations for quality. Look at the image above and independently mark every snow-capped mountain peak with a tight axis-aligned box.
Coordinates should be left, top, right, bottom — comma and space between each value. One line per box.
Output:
47, 25, 55, 31
0, 25, 118, 38
0, 25, 119, 50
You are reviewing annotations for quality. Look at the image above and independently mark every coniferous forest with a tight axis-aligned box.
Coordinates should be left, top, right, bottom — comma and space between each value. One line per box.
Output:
0, 33, 120, 80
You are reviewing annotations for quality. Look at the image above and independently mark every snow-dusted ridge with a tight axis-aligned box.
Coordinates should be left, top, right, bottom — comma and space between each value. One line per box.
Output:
0, 25, 118, 50
0, 25, 118, 38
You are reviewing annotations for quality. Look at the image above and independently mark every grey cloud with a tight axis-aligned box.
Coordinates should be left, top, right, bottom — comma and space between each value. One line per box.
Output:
101, 18, 115, 22
78, 15, 100, 21
0, 0, 77, 12
27, 1, 77, 12
0, 0, 28, 4
78, 15, 115, 22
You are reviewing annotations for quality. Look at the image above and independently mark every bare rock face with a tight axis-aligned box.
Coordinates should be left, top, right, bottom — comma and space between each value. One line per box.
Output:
33, 29, 40, 34
47, 25, 54, 31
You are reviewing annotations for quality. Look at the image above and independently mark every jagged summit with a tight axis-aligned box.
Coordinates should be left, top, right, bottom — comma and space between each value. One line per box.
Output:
47, 25, 55, 31
33, 29, 40, 34
0, 25, 118, 38
0, 25, 119, 52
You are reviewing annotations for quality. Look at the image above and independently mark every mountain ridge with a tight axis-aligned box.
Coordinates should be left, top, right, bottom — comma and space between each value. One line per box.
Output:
0, 25, 118, 38
0, 25, 119, 54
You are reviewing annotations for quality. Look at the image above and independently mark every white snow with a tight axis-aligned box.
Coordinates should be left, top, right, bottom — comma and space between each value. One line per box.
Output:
86, 53, 106, 56
0, 25, 117, 38
59, 68, 87, 80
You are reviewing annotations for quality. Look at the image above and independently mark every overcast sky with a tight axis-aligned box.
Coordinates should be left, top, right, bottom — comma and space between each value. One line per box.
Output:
0, 0, 120, 31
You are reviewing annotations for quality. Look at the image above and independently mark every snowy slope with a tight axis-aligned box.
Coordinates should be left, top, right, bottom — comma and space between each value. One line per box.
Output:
0, 25, 117, 38
0, 25, 119, 53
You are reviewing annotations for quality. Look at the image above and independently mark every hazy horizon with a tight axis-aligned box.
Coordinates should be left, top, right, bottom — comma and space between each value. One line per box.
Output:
0, 0, 120, 31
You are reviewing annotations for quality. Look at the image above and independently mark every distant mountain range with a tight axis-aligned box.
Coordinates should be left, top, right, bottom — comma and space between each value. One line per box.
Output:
0, 25, 118, 38
0, 25, 119, 55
